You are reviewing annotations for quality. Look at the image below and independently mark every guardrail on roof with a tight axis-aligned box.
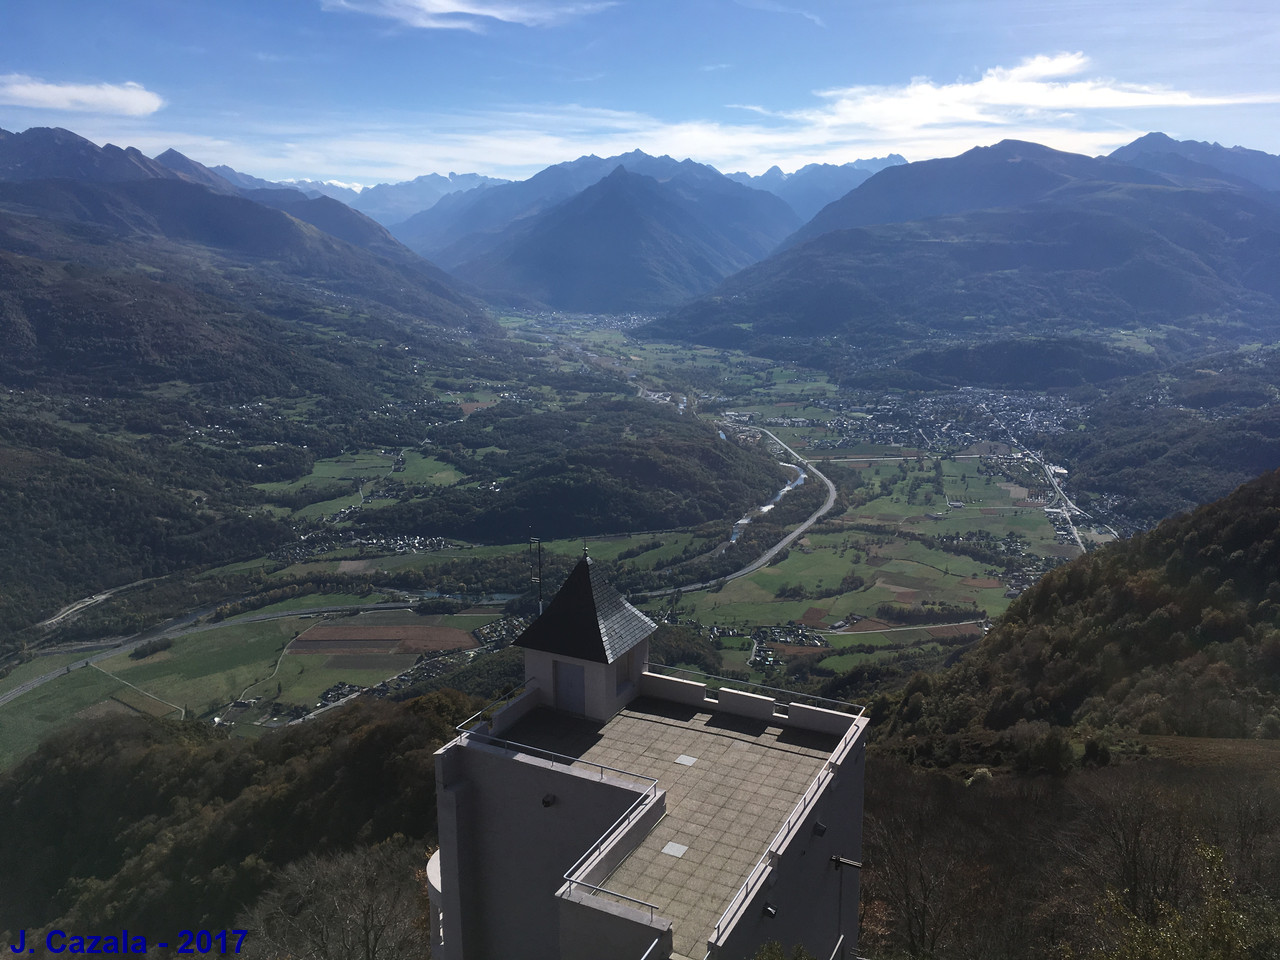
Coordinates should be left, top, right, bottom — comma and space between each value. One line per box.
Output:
456, 682, 665, 921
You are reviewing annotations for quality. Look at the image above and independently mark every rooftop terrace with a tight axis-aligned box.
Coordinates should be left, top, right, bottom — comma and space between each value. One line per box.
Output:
499, 695, 844, 959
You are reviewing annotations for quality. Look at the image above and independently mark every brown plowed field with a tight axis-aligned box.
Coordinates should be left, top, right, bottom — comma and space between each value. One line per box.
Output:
800, 607, 828, 627
290, 623, 477, 655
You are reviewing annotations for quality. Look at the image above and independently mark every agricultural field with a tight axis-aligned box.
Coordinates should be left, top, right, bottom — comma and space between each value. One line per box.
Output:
92, 617, 306, 716
0, 667, 130, 769
0, 602, 510, 771
253, 450, 422, 521
0, 653, 84, 699
1, 321, 1115, 772
667, 455, 1062, 635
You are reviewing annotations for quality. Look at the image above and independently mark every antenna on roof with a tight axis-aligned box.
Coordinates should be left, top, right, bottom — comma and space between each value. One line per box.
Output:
529, 537, 544, 615
582, 539, 589, 559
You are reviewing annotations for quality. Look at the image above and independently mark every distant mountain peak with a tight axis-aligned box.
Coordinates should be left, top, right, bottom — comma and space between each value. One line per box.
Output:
152, 148, 239, 194
1109, 132, 1280, 191
783, 138, 1172, 248
0, 125, 178, 183
1125, 131, 1180, 148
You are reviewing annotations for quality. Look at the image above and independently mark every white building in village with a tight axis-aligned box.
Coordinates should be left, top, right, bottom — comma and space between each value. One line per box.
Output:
426, 555, 869, 960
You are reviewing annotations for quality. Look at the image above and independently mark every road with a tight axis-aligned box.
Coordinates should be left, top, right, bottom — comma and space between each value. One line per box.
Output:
638, 426, 838, 597
33, 577, 161, 631
980, 405, 1117, 550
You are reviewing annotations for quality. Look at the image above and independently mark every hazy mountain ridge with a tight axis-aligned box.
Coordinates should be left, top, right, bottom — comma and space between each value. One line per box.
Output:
783, 139, 1176, 249
726, 154, 907, 220
0, 126, 183, 184
1110, 131, 1280, 192
0, 176, 482, 327
346, 172, 509, 225
450, 163, 801, 311
646, 138, 1280, 385
388, 149, 790, 264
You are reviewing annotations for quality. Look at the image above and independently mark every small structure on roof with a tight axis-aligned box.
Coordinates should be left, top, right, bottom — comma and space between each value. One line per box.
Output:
515, 553, 657, 721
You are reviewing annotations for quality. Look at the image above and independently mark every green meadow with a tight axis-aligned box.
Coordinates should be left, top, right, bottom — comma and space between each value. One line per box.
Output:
0, 667, 135, 769
93, 617, 306, 715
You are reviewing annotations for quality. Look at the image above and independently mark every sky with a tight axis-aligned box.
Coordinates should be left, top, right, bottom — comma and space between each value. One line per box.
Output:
2, 0, 1279, 186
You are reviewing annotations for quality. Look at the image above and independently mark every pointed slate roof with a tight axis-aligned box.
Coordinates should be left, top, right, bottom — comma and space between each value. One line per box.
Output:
515, 556, 657, 664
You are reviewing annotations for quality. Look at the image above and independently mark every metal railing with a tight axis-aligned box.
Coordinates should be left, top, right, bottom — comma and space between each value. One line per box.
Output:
454, 680, 533, 734
645, 663, 866, 716
561, 777, 663, 920
709, 752, 836, 943
456, 682, 664, 921
457, 684, 657, 788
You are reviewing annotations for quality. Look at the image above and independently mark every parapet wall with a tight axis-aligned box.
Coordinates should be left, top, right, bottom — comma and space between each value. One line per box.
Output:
638, 671, 857, 736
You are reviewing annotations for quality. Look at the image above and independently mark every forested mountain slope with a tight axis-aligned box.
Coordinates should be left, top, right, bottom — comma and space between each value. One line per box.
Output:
896, 468, 1280, 745
0, 691, 474, 939
450, 166, 799, 311
646, 178, 1280, 381
0, 138, 496, 636
783, 139, 1171, 248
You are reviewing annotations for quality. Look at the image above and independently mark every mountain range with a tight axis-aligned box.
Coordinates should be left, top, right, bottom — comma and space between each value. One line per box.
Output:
385, 149, 802, 311
6, 123, 1280, 366
0, 126, 498, 409
725, 155, 906, 221
646, 138, 1280, 385
1110, 131, 1280, 192
276, 172, 510, 227
445, 163, 801, 311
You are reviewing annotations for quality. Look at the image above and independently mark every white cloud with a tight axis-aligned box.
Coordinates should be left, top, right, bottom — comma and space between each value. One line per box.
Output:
52, 53, 1280, 182
0, 75, 165, 116
320, 0, 614, 30
805, 52, 1258, 137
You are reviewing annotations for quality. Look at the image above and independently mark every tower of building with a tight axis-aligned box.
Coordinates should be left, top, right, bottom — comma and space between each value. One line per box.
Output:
427, 555, 868, 960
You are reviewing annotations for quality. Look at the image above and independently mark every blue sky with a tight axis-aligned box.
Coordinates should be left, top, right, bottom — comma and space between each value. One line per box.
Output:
2, 0, 1278, 185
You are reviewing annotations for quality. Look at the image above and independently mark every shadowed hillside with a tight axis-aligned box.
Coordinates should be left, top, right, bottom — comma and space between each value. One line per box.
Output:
876, 468, 1280, 757
645, 179, 1280, 380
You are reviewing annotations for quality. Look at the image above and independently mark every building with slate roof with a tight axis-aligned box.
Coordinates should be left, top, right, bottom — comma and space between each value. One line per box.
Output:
427, 556, 868, 960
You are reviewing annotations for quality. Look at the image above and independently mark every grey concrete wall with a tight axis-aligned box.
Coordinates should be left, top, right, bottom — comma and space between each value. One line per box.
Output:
712, 738, 867, 960
571, 789, 666, 887
718, 687, 778, 720
435, 740, 645, 960
488, 682, 546, 737
557, 886, 673, 960
641, 672, 863, 737
433, 745, 471, 960
788, 702, 856, 736
639, 672, 709, 706
525, 649, 642, 721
